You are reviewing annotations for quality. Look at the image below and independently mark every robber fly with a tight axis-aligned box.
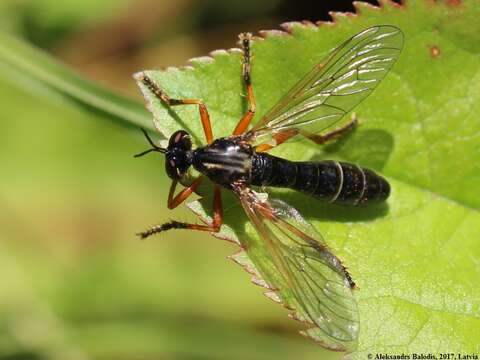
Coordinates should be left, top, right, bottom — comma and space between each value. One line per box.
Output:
134, 25, 404, 351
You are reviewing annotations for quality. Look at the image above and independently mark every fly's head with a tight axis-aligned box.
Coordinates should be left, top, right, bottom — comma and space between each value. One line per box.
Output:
134, 128, 193, 180
165, 130, 193, 180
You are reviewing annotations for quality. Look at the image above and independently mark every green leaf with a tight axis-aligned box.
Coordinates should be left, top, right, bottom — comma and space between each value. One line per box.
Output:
135, 0, 480, 355
0, 31, 151, 130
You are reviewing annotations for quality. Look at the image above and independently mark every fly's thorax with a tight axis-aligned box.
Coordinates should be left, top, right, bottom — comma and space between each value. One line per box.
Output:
192, 137, 253, 187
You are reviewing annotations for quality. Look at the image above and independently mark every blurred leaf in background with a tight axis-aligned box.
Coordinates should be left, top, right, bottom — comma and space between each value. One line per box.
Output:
0, 0, 135, 47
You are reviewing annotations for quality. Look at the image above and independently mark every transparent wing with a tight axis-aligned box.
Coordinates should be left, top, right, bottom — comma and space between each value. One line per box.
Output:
236, 189, 359, 351
249, 25, 404, 145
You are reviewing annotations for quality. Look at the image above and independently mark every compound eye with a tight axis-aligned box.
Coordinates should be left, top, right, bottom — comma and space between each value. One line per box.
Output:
169, 130, 191, 150
165, 156, 180, 180
165, 151, 190, 180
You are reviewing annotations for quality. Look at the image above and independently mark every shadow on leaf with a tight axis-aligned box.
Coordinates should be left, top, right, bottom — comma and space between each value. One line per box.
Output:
319, 127, 394, 172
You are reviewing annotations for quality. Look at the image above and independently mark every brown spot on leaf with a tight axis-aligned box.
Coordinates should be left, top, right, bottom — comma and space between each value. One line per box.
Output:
429, 45, 441, 58
447, 0, 461, 6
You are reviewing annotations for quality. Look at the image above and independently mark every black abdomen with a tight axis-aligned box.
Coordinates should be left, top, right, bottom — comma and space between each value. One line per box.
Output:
250, 153, 390, 205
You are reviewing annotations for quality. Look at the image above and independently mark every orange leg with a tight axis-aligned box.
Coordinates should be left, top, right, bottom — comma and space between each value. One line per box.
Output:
255, 117, 358, 152
301, 116, 358, 145
233, 33, 256, 135
255, 129, 299, 152
167, 177, 204, 210
138, 185, 223, 239
140, 74, 214, 144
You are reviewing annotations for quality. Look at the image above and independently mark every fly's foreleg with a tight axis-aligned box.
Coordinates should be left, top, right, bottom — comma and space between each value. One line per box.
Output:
139, 74, 214, 144
167, 177, 204, 210
301, 114, 358, 145
137, 185, 223, 239
233, 33, 256, 135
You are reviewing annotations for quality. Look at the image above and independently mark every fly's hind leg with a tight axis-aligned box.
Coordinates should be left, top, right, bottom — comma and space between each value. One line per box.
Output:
233, 33, 256, 135
255, 115, 359, 152
137, 185, 223, 239
139, 74, 214, 144
301, 114, 359, 145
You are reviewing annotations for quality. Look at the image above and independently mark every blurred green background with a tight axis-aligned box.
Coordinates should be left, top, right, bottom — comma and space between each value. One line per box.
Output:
0, 1, 382, 359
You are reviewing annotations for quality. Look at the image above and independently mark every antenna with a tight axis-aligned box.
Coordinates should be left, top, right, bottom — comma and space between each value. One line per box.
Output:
134, 129, 166, 158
